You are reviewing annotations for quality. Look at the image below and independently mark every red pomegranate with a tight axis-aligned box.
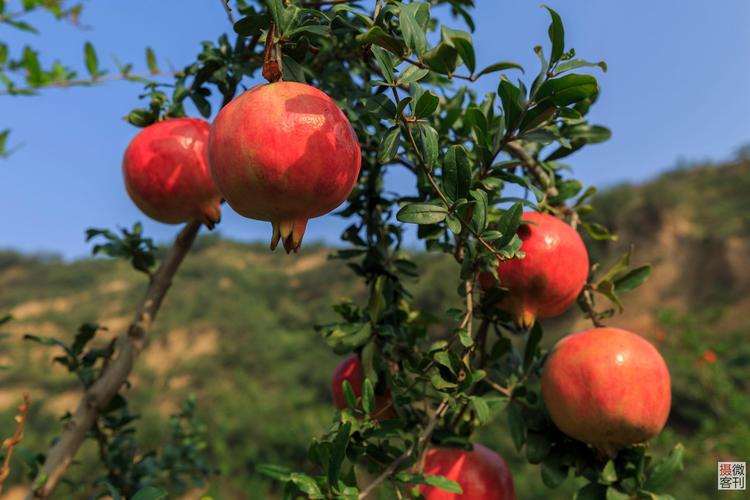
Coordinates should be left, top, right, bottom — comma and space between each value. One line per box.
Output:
420, 444, 516, 500
122, 117, 221, 227
480, 211, 589, 328
331, 354, 394, 419
208, 82, 361, 253
541, 327, 671, 457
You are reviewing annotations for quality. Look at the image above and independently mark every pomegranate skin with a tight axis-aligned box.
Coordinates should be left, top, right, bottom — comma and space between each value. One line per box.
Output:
331, 354, 394, 420
122, 118, 221, 227
208, 82, 361, 253
420, 444, 516, 500
480, 211, 589, 328
541, 327, 671, 457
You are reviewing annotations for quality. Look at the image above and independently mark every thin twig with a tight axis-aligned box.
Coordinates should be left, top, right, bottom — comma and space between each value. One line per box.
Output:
358, 399, 450, 499
28, 221, 202, 499
504, 141, 559, 198
0, 393, 30, 496
218, 0, 235, 24
0, 71, 171, 97
301, 0, 357, 7
579, 286, 604, 327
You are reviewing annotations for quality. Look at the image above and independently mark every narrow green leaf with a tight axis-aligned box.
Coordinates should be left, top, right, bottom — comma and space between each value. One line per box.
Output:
614, 265, 651, 293
378, 127, 401, 163
400, 4, 428, 56
290, 473, 323, 496
328, 422, 351, 488
601, 460, 618, 484
507, 403, 526, 451
145, 47, 158, 74
132, 487, 167, 500
523, 321, 542, 371
452, 37, 475, 74
399, 65, 429, 84
555, 58, 607, 75
543, 6, 565, 64
84, 42, 98, 78
475, 62, 524, 78
442, 145, 471, 201
342, 380, 357, 409
361, 379, 375, 415
371, 45, 395, 83
412, 122, 439, 168
424, 475, 463, 493
397, 203, 447, 225
356, 26, 405, 55
498, 79, 523, 130
495, 202, 523, 248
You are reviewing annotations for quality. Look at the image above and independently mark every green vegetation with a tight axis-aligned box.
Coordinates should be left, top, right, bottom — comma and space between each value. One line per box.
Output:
1, 161, 749, 499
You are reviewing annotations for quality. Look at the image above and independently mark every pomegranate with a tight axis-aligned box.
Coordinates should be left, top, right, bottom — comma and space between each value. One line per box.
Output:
331, 354, 394, 419
208, 82, 361, 253
541, 327, 671, 457
122, 117, 221, 227
480, 211, 589, 328
420, 444, 516, 500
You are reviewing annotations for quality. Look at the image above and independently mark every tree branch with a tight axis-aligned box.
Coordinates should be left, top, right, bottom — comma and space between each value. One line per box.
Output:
218, 0, 235, 25
358, 399, 450, 499
27, 220, 202, 499
504, 141, 559, 198
0, 393, 30, 496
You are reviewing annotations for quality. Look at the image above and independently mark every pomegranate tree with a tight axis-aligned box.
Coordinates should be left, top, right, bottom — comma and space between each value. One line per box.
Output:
122, 118, 221, 227
541, 327, 672, 457
420, 444, 516, 500
480, 211, 589, 328
208, 82, 361, 253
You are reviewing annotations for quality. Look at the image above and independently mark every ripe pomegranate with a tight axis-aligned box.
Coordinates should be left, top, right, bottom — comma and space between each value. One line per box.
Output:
479, 211, 589, 328
420, 444, 516, 500
208, 82, 361, 253
541, 327, 671, 457
122, 117, 221, 227
331, 354, 394, 420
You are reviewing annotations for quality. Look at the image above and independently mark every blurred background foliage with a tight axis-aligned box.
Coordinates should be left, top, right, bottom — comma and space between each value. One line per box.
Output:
1, 158, 748, 499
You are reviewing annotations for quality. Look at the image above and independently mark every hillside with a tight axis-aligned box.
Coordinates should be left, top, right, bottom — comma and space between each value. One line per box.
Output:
1, 161, 749, 499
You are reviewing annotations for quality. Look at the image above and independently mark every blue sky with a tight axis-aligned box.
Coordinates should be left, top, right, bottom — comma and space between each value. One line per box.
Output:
2, 1, 749, 259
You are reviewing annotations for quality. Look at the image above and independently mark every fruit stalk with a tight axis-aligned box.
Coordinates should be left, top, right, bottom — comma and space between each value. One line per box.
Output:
27, 220, 202, 499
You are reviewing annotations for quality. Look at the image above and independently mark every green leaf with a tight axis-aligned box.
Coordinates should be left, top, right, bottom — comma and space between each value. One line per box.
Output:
543, 6, 565, 64
290, 473, 323, 497
83, 42, 98, 78
365, 93, 396, 119
412, 122, 439, 168
367, 275, 386, 323
457, 328, 472, 347
422, 42, 458, 75
614, 266, 651, 293
526, 432, 552, 463
397, 203, 447, 225
127, 109, 157, 128
190, 93, 211, 118
605, 488, 630, 500
523, 321, 542, 371
431, 373, 457, 390
582, 221, 616, 241
541, 461, 568, 488
256, 463, 292, 481
442, 145, 471, 201
341, 380, 357, 409
399, 65, 429, 84
601, 460, 617, 484
413, 90, 439, 118
233, 11, 269, 36
400, 4, 428, 56
266, 0, 285, 32
475, 62, 524, 79
371, 45, 395, 83
281, 54, 307, 83
362, 379, 375, 416
469, 190, 488, 233
498, 79, 523, 130
470, 396, 490, 424
555, 58, 607, 75
132, 486, 167, 500
328, 422, 351, 487
424, 475, 462, 494
643, 443, 685, 492
378, 127, 401, 163
145, 47, 158, 74
356, 26, 405, 55
452, 38, 475, 74
495, 203, 523, 248
537, 74, 599, 107
507, 403, 526, 451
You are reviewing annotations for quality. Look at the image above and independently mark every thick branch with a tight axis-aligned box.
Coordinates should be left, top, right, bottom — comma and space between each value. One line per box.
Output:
504, 141, 559, 198
28, 221, 202, 499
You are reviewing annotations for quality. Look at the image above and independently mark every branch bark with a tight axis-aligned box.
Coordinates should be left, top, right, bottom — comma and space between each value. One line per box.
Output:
504, 141, 559, 198
27, 220, 202, 499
